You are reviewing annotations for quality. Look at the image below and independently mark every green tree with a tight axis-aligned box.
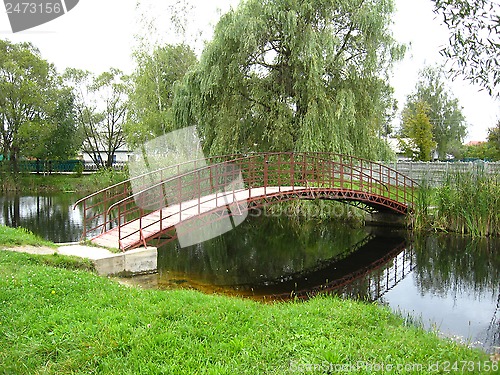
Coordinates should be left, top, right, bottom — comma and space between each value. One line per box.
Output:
404, 66, 467, 159
462, 142, 499, 161
488, 120, 500, 149
462, 120, 500, 161
399, 101, 436, 161
19, 86, 81, 163
432, 0, 500, 97
174, 0, 404, 158
65, 68, 129, 169
126, 44, 197, 147
0, 40, 67, 173
487, 120, 500, 157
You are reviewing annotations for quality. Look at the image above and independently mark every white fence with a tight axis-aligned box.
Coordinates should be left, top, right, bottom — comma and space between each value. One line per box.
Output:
83, 161, 127, 171
384, 161, 500, 186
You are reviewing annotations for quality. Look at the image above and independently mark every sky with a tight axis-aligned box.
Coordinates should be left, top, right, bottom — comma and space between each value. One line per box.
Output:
0, 0, 498, 142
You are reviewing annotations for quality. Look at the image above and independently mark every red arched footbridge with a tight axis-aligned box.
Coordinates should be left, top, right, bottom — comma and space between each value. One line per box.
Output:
74, 152, 417, 251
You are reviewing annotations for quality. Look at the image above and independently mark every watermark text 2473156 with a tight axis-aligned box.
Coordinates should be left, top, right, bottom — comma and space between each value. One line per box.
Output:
5, 2, 63, 14
290, 360, 499, 373
3, 0, 80, 33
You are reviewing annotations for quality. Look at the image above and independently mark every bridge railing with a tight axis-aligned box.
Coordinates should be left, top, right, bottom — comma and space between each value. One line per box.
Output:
73, 154, 240, 240
74, 152, 416, 249
289, 241, 414, 301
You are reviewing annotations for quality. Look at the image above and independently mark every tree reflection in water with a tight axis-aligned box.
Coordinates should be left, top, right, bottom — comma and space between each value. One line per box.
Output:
0, 193, 85, 243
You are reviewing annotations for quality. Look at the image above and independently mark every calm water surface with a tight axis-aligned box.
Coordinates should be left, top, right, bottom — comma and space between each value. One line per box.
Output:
153, 216, 500, 352
0, 193, 86, 243
1, 194, 498, 352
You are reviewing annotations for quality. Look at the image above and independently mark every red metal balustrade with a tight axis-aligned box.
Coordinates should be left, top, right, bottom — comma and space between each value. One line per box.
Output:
73, 152, 417, 251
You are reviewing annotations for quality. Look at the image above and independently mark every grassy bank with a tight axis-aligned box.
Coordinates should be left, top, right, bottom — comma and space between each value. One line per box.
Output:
0, 169, 128, 194
0, 226, 95, 271
410, 169, 500, 237
0, 249, 491, 374
0, 225, 56, 248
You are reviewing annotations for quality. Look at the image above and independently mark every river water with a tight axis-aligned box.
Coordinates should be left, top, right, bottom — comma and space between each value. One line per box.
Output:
0, 193, 86, 243
1, 193, 499, 352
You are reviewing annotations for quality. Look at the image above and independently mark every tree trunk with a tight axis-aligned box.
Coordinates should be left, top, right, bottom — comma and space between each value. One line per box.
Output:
106, 153, 114, 169
11, 148, 19, 174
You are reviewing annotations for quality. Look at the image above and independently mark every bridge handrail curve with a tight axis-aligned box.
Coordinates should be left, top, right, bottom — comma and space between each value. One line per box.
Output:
72, 153, 249, 238
105, 152, 401, 218
74, 152, 417, 247
74, 151, 413, 210
72, 154, 238, 210
105, 158, 236, 218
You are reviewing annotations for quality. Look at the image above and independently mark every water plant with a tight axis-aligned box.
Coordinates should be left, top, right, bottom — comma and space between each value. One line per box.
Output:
435, 166, 500, 237
409, 165, 500, 237
409, 179, 434, 231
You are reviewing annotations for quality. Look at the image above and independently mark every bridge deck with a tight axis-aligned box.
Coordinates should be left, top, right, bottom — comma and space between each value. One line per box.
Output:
91, 186, 298, 249
91, 185, 408, 250
76, 152, 416, 251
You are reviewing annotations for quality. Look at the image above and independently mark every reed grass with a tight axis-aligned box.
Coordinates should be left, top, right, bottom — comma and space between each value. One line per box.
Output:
410, 180, 435, 231
411, 166, 500, 237
436, 167, 499, 237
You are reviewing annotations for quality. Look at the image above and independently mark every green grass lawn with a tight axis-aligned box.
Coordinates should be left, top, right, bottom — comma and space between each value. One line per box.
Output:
0, 225, 56, 248
0, 249, 491, 374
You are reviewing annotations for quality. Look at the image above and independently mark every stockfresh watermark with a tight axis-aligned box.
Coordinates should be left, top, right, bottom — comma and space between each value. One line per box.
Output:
3, 0, 79, 33
128, 127, 248, 248
289, 360, 499, 373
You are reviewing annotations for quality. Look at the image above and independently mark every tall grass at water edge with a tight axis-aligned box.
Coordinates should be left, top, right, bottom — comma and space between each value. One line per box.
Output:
410, 181, 434, 232
438, 169, 499, 237
412, 167, 500, 237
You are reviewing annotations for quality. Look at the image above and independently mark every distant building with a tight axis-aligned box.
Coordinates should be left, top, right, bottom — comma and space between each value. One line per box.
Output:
465, 141, 486, 147
387, 138, 444, 161
79, 147, 132, 169
386, 138, 412, 161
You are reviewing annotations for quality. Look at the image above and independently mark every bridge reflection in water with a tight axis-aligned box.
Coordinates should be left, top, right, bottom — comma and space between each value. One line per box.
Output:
156, 216, 413, 302
247, 236, 414, 301
147, 215, 500, 352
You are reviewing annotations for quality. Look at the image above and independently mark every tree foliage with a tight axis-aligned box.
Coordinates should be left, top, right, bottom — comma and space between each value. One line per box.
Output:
174, 0, 403, 159
19, 86, 81, 163
403, 66, 466, 159
399, 101, 436, 161
126, 44, 197, 148
487, 120, 500, 155
462, 142, 500, 161
65, 68, 129, 169
0, 39, 78, 173
488, 120, 500, 148
463, 120, 500, 161
432, 0, 500, 97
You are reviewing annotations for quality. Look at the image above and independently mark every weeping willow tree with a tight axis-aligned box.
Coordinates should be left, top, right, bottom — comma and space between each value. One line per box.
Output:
173, 0, 403, 158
